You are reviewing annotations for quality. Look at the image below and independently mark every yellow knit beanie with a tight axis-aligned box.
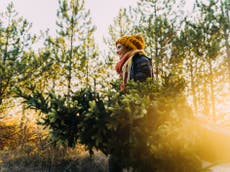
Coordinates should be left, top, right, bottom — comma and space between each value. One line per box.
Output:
116, 34, 145, 50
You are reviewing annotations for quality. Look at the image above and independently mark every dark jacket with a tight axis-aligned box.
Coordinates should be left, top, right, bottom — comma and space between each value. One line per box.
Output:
130, 53, 152, 82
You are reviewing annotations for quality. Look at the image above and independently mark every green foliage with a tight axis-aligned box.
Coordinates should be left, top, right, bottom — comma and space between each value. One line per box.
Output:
15, 85, 95, 147
55, 0, 97, 90
0, 2, 35, 108
16, 75, 205, 171
97, 77, 201, 172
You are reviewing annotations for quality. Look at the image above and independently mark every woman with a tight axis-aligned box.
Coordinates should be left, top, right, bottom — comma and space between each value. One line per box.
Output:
108, 35, 152, 172
115, 34, 152, 90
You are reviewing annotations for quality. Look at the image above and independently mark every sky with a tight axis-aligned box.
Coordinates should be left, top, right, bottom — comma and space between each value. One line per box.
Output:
0, 0, 140, 49
0, 0, 196, 50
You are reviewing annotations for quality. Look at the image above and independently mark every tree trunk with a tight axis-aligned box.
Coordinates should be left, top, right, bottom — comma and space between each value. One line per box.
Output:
208, 60, 216, 120
221, 0, 230, 91
224, 24, 230, 91
189, 56, 198, 114
203, 66, 210, 116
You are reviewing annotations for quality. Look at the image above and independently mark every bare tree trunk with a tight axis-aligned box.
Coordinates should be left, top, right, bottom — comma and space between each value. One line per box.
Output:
189, 56, 198, 114
224, 25, 230, 91
203, 76, 210, 116
208, 60, 216, 120
154, 2, 159, 83
68, 20, 74, 100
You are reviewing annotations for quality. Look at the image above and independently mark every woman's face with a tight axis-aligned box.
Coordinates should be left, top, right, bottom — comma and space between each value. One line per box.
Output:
116, 43, 130, 59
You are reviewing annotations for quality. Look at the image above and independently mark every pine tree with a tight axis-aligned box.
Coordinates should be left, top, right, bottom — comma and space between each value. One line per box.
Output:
0, 2, 35, 115
220, 0, 230, 90
54, 0, 97, 95
133, 0, 185, 83
194, 0, 223, 119
15, 0, 100, 147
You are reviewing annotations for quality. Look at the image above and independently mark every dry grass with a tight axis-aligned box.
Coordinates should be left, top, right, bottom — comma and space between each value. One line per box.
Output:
0, 146, 109, 172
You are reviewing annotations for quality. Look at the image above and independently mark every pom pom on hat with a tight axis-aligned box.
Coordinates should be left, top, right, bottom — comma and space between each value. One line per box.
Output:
116, 34, 145, 50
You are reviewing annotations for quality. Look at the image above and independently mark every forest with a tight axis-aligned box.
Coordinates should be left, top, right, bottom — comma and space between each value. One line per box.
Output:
0, 0, 230, 171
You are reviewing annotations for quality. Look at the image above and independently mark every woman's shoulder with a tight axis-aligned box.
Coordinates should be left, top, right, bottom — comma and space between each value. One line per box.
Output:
133, 53, 151, 63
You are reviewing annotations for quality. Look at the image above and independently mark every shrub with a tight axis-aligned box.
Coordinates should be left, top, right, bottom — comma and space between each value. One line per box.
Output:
15, 76, 205, 171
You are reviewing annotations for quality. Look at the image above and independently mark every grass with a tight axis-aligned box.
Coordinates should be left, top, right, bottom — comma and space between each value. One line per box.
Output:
0, 146, 109, 172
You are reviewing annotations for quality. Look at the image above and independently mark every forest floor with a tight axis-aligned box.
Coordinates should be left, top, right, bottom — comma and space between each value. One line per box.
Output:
0, 149, 109, 172
1, 151, 230, 172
